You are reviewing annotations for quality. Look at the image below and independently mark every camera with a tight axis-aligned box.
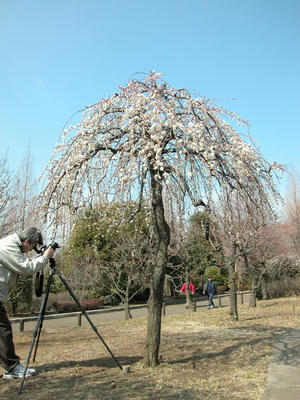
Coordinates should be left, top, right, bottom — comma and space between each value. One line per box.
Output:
34, 242, 60, 297
43, 241, 60, 251
33, 241, 60, 254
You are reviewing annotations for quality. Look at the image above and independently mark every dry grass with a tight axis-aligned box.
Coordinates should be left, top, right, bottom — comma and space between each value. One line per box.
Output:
1, 297, 300, 400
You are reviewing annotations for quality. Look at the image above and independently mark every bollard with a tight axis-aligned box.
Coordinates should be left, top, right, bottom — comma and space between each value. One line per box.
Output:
240, 293, 244, 304
193, 301, 197, 311
122, 365, 130, 374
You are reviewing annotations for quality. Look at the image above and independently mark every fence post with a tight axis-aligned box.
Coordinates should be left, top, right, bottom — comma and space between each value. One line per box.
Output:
20, 320, 24, 332
162, 302, 166, 316
78, 313, 82, 327
240, 292, 244, 304
218, 296, 222, 307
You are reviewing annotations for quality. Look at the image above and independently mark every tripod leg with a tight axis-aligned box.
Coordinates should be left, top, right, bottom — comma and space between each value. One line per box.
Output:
32, 272, 54, 362
18, 271, 54, 395
55, 268, 122, 370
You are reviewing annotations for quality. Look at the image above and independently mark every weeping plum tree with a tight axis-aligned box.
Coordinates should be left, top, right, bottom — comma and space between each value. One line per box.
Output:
40, 72, 281, 367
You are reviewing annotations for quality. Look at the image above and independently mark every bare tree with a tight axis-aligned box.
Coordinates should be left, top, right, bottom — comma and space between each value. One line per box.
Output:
239, 220, 285, 307
283, 171, 300, 257
213, 181, 286, 313
0, 153, 16, 237
39, 72, 281, 366
14, 144, 40, 230
93, 233, 155, 320
8, 145, 42, 314
211, 198, 240, 320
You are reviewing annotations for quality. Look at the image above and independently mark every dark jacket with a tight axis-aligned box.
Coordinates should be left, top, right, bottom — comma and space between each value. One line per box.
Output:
203, 280, 217, 295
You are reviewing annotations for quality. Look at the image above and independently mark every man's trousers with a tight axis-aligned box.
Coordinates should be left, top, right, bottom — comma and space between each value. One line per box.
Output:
0, 302, 20, 372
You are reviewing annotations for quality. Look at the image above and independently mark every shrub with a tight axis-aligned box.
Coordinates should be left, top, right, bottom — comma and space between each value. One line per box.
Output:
53, 298, 105, 313
264, 277, 300, 299
217, 285, 227, 294
203, 266, 228, 286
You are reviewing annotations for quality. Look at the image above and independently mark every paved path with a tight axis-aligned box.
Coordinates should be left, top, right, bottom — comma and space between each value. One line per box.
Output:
12, 292, 249, 332
11, 299, 211, 331
262, 329, 300, 400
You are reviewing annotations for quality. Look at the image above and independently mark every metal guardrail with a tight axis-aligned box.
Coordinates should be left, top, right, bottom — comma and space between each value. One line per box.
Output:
162, 290, 251, 315
10, 303, 148, 332
10, 291, 251, 332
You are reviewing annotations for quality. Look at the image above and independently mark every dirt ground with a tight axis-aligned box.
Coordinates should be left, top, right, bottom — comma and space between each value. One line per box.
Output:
1, 297, 300, 400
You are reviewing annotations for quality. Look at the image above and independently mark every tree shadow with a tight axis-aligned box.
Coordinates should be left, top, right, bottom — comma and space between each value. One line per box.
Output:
271, 329, 300, 367
164, 324, 296, 367
1, 372, 211, 400
257, 301, 281, 308
0, 355, 211, 400
38, 354, 143, 371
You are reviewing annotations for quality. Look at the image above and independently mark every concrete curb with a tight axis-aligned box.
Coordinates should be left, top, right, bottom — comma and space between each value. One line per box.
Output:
262, 329, 300, 400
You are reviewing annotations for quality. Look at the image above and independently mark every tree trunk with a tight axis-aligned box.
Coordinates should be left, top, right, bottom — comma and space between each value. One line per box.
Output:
185, 285, 192, 309
228, 243, 238, 320
249, 274, 257, 308
11, 300, 18, 316
124, 301, 132, 320
242, 252, 257, 307
261, 277, 268, 300
144, 170, 170, 367
185, 266, 196, 311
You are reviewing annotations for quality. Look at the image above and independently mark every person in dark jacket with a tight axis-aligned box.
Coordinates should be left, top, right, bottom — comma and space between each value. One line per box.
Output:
203, 276, 217, 309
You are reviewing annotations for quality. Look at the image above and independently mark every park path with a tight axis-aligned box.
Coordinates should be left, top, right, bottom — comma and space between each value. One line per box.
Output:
12, 292, 250, 333
262, 329, 300, 400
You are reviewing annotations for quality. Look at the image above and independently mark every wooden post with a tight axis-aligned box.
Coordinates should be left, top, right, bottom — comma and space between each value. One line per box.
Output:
240, 292, 244, 304
162, 302, 166, 316
20, 320, 24, 332
78, 313, 82, 327
122, 365, 130, 374
218, 296, 221, 307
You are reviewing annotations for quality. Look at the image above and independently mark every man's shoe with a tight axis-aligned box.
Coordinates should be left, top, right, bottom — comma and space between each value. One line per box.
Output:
3, 362, 36, 379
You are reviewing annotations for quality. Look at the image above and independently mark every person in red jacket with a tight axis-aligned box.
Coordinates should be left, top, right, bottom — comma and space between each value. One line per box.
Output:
180, 282, 195, 308
180, 282, 195, 295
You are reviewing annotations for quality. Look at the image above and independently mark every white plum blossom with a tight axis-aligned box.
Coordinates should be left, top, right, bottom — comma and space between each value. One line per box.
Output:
39, 72, 282, 226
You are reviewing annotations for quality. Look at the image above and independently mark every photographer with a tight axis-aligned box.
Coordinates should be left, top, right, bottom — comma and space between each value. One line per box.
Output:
0, 227, 55, 379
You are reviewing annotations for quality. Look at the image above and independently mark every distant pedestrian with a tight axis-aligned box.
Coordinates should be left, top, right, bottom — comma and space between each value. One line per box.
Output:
180, 282, 195, 295
180, 282, 195, 309
203, 276, 217, 309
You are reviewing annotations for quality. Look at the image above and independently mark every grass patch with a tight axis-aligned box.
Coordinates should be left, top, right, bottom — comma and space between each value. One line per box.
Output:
1, 296, 300, 399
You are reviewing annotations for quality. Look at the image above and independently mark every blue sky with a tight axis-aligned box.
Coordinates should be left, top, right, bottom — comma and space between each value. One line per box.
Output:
1, 0, 299, 196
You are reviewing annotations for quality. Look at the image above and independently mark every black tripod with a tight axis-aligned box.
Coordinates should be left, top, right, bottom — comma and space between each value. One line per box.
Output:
18, 258, 122, 394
